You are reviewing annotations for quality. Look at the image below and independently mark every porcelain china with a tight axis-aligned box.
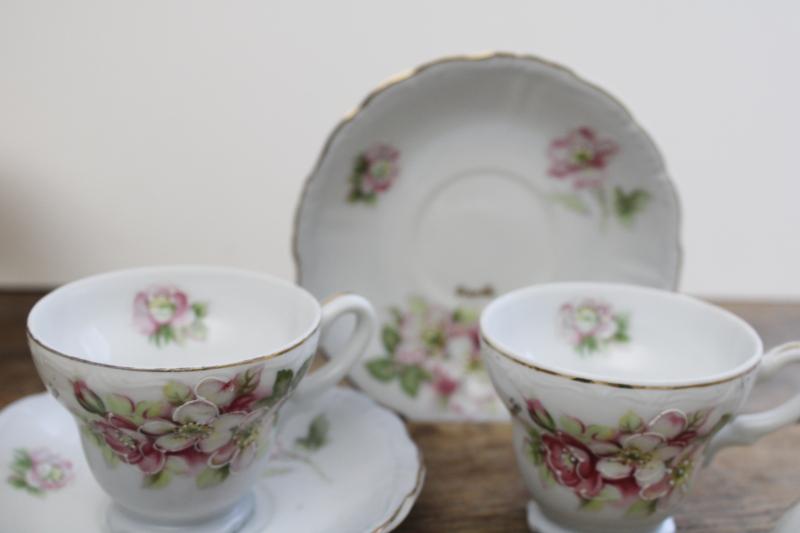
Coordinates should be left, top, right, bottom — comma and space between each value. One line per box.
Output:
480, 282, 800, 533
0, 388, 423, 533
294, 52, 682, 421
26, 266, 378, 531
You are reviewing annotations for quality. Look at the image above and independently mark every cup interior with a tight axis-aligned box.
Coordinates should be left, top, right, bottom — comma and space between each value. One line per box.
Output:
27, 266, 320, 369
480, 282, 762, 386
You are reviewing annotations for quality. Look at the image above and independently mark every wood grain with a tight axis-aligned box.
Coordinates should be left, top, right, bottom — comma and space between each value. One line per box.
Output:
2, 292, 799, 532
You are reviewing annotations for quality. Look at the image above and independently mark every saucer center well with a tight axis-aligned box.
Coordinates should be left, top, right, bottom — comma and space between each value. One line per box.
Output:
413, 167, 555, 303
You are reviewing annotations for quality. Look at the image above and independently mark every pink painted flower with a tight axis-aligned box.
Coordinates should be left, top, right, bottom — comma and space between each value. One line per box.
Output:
134, 286, 192, 335
360, 144, 400, 194
139, 399, 219, 453
638, 445, 699, 501
542, 431, 604, 499
25, 450, 74, 492
92, 416, 165, 474
548, 127, 618, 189
559, 299, 628, 353
592, 410, 697, 500
394, 345, 427, 365
201, 409, 271, 472
432, 367, 460, 398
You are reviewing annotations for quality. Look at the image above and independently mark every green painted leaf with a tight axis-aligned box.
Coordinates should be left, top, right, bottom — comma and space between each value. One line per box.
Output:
452, 307, 479, 324
625, 498, 657, 517
191, 302, 208, 319
578, 335, 599, 354
594, 484, 623, 502
704, 413, 733, 442
273, 369, 294, 398
619, 410, 645, 433
365, 358, 397, 381
613, 314, 630, 342
101, 445, 118, 466
143, 469, 172, 489
295, 414, 330, 451
552, 192, 590, 215
538, 464, 556, 487
196, 465, 229, 489
614, 187, 650, 225
234, 367, 261, 396
587, 424, 616, 441
135, 400, 170, 421
407, 296, 428, 316
12, 450, 32, 470
163, 381, 193, 405
255, 369, 294, 409
105, 393, 134, 416
165, 455, 190, 475
381, 326, 401, 354
526, 430, 544, 466
559, 416, 583, 437
290, 357, 314, 391
151, 325, 177, 346
7, 477, 27, 490
400, 366, 430, 397
580, 498, 605, 512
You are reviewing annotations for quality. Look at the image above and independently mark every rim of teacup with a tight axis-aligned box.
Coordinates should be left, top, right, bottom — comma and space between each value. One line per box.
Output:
26, 265, 322, 373
480, 282, 764, 390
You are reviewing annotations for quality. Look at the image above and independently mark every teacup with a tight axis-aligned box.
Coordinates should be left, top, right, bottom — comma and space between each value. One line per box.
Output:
27, 266, 377, 532
480, 282, 800, 533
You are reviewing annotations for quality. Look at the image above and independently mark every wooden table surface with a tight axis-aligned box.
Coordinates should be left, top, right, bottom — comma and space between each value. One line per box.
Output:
2, 292, 800, 532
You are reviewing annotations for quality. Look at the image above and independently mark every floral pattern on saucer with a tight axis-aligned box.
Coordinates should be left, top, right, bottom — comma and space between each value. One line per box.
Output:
7, 448, 74, 495
547, 127, 649, 225
134, 286, 208, 347
365, 297, 493, 413
513, 397, 731, 516
265, 414, 331, 481
71, 360, 311, 489
347, 144, 400, 204
559, 299, 629, 354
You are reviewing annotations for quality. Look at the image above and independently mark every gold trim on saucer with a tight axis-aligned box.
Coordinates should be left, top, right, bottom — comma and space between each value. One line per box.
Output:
481, 333, 760, 391
373, 452, 426, 533
292, 51, 683, 289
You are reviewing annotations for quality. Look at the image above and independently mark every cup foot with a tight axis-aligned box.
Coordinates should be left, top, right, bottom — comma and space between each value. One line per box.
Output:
526, 500, 676, 533
106, 489, 266, 533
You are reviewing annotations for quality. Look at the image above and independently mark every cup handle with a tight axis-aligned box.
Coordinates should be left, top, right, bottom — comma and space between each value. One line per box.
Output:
292, 293, 377, 403
705, 341, 800, 463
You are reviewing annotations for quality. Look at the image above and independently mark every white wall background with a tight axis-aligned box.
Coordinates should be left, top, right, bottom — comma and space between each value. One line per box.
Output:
1, 0, 798, 299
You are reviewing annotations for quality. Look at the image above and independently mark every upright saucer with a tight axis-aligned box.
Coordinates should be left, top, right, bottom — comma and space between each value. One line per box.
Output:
0, 388, 424, 533
294, 52, 682, 421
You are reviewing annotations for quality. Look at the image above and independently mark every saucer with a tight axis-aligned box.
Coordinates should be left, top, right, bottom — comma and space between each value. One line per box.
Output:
0, 388, 424, 532
294, 52, 682, 421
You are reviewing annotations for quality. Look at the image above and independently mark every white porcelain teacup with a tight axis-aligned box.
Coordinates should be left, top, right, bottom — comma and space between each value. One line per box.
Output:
27, 266, 377, 532
480, 282, 800, 533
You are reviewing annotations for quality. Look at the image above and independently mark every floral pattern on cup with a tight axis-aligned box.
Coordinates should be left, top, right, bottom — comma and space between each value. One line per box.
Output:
365, 297, 495, 413
134, 286, 208, 347
347, 144, 400, 204
559, 299, 629, 354
71, 359, 312, 489
7, 448, 74, 495
547, 127, 649, 225
516, 397, 731, 516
